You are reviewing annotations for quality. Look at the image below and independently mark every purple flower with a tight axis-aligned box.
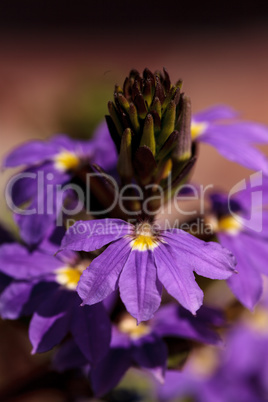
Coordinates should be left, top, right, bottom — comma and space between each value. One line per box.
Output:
60, 219, 236, 322
157, 370, 207, 402
3, 122, 117, 245
0, 239, 111, 363
54, 303, 224, 397
205, 323, 268, 401
209, 181, 268, 310
4, 121, 116, 171
158, 321, 268, 402
90, 305, 224, 397
192, 105, 268, 174
53, 338, 89, 373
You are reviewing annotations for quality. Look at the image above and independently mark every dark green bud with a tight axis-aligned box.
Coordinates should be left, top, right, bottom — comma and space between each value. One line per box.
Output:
117, 128, 134, 182
140, 114, 156, 155
106, 68, 194, 192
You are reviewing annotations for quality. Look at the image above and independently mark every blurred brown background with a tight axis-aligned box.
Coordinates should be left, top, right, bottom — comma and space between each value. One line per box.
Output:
0, 1, 268, 400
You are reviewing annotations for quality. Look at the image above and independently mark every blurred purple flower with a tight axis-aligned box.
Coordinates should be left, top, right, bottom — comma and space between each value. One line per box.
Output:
90, 304, 225, 397
192, 105, 268, 174
210, 179, 268, 309
158, 322, 268, 402
54, 303, 224, 397
0, 235, 111, 363
3, 122, 117, 245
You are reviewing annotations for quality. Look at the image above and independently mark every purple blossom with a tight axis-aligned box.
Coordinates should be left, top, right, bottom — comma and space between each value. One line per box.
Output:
60, 219, 236, 322
3, 122, 117, 245
158, 322, 268, 402
91, 304, 224, 396
0, 238, 111, 363
54, 303, 224, 397
192, 105, 268, 174
209, 180, 268, 310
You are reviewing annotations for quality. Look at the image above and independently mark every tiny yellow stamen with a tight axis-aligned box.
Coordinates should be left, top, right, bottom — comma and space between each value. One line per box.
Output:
118, 315, 150, 339
55, 265, 86, 290
54, 150, 80, 172
131, 223, 160, 251
191, 121, 208, 140
131, 235, 159, 251
218, 215, 241, 235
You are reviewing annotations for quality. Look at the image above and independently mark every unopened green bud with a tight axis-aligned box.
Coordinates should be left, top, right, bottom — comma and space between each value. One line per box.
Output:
140, 114, 156, 155
129, 103, 140, 133
117, 93, 130, 113
174, 96, 192, 161
107, 68, 194, 191
108, 101, 123, 136
158, 100, 176, 150
117, 128, 133, 182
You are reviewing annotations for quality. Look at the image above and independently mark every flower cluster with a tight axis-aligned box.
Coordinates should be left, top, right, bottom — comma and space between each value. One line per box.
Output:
1, 68, 268, 399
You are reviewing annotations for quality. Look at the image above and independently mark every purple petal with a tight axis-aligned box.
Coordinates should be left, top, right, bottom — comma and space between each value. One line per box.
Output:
14, 169, 70, 246
7, 168, 38, 207
22, 282, 59, 316
29, 288, 75, 353
90, 346, 132, 397
157, 370, 202, 402
60, 218, 133, 252
0, 281, 35, 319
3, 140, 59, 168
230, 180, 268, 215
152, 304, 223, 345
71, 303, 111, 363
3, 134, 92, 169
205, 122, 268, 143
263, 177, 268, 205
111, 326, 132, 348
77, 238, 131, 305
7, 161, 70, 206
193, 105, 238, 123
154, 243, 204, 314
38, 225, 77, 259
132, 334, 167, 382
102, 290, 119, 313
119, 250, 162, 323
49, 134, 83, 151
162, 230, 236, 279
0, 243, 63, 280
243, 211, 268, 239
235, 232, 268, 275
53, 339, 88, 372
200, 132, 268, 174
15, 205, 57, 246
219, 233, 263, 309
223, 326, 264, 375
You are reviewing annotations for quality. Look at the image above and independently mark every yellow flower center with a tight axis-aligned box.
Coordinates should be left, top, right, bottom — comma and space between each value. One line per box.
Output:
218, 215, 241, 235
131, 223, 160, 251
55, 264, 87, 290
118, 315, 150, 339
191, 121, 208, 140
54, 150, 81, 172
